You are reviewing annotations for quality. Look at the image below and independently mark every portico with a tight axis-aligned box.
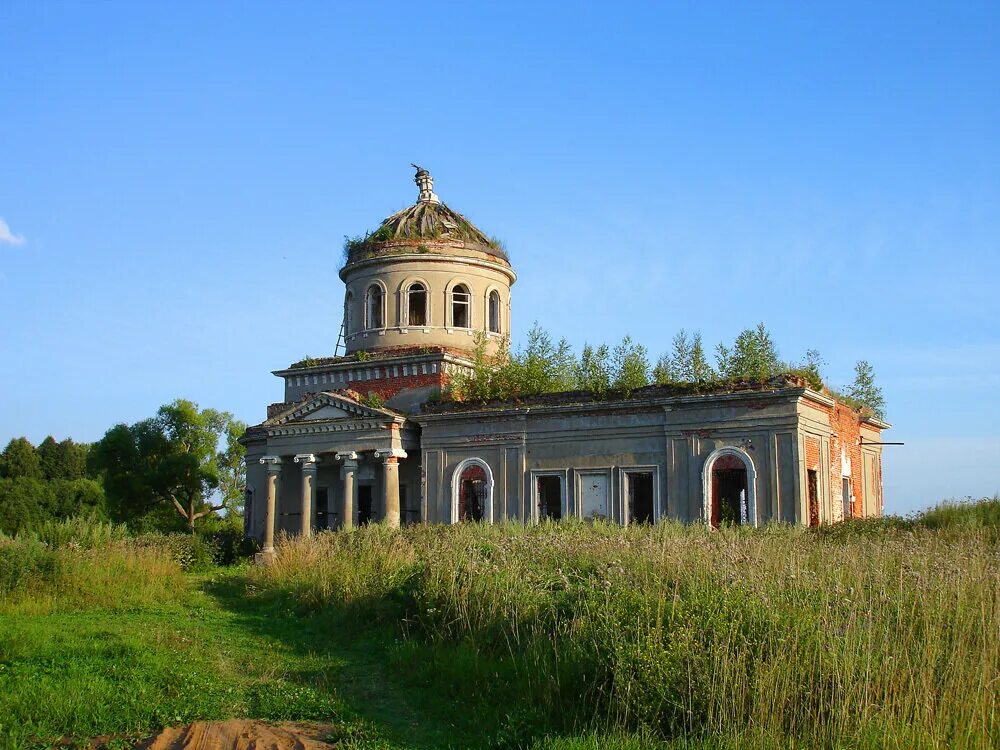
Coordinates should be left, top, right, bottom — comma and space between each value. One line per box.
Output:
243, 391, 420, 549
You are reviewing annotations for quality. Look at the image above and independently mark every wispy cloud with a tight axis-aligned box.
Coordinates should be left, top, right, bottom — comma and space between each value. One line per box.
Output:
0, 218, 26, 246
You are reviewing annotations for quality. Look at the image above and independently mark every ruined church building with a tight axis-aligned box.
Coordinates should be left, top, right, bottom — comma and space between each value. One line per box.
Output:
242, 168, 888, 552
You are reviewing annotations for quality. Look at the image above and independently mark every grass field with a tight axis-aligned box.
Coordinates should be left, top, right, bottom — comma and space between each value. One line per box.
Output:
1, 499, 998, 749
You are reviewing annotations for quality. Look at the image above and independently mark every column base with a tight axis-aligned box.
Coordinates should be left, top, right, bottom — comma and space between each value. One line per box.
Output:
254, 549, 275, 565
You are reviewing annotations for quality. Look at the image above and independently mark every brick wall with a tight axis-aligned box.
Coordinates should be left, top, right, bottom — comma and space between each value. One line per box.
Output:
352, 369, 450, 402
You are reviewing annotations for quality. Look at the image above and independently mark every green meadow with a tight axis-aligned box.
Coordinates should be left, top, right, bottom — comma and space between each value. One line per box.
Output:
1, 500, 998, 749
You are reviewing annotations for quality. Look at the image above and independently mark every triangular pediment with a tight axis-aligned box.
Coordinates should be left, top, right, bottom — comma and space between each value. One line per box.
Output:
302, 404, 351, 421
265, 391, 401, 427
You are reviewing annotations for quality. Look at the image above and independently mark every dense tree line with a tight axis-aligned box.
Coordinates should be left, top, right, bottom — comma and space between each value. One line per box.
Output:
0, 400, 247, 536
0, 437, 103, 535
449, 322, 885, 418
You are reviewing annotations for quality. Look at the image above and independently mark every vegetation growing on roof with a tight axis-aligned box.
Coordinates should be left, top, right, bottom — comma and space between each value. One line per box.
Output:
341, 201, 508, 266
289, 355, 319, 369
362, 391, 385, 410
446, 322, 886, 417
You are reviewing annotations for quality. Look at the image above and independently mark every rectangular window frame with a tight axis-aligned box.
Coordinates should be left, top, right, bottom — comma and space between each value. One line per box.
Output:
573, 467, 613, 521
530, 469, 568, 522
619, 465, 661, 525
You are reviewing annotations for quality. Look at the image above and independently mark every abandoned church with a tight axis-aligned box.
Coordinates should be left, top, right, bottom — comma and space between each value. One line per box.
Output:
241, 168, 888, 552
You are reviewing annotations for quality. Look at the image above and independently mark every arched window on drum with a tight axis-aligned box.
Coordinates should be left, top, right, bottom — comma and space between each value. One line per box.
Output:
407, 282, 427, 327
451, 284, 471, 329
488, 290, 501, 334
365, 284, 384, 330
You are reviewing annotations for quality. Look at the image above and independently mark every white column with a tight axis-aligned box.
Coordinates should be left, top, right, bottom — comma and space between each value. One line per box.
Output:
259, 456, 282, 555
375, 449, 408, 529
336, 452, 358, 530
294, 454, 318, 537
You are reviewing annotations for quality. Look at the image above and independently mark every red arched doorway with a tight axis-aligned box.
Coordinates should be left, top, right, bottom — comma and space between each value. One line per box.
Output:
458, 464, 486, 522
711, 454, 749, 528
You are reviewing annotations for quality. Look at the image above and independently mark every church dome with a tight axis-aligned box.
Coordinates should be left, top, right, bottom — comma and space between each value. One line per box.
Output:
342, 167, 508, 268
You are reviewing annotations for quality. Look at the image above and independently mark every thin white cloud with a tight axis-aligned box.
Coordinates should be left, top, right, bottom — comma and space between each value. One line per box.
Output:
0, 218, 26, 246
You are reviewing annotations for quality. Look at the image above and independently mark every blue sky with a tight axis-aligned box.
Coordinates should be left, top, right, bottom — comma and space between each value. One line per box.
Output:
1, 2, 997, 514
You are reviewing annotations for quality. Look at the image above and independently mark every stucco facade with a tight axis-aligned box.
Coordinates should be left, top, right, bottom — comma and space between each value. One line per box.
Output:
240, 167, 888, 550
418, 381, 886, 527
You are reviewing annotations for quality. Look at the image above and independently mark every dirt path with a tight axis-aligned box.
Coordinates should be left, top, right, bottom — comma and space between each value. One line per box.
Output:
134, 720, 338, 750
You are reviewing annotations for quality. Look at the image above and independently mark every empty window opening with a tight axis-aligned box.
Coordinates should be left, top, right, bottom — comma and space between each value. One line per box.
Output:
807, 469, 820, 527
711, 455, 748, 528
452, 284, 471, 329
358, 485, 373, 525
401, 485, 418, 525
315, 488, 330, 530
408, 283, 427, 326
345, 291, 354, 334
628, 472, 654, 524
458, 464, 486, 521
537, 475, 562, 520
842, 477, 852, 520
488, 290, 501, 333
365, 284, 384, 329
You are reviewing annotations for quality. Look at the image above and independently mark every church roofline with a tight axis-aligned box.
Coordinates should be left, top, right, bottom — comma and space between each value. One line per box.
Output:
418, 376, 889, 429
418, 382, 808, 422
272, 346, 474, 378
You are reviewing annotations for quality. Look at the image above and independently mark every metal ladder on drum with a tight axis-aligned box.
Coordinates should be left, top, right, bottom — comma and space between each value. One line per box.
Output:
334, 319, 346, 356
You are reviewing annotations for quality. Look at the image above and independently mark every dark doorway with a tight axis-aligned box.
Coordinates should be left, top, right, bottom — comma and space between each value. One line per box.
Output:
536, 475, 562, 520
358, 485, 373, 525
842, 477, 852, 520
458, 464, 486, 521
315, 488, 329, 530
628, 472, 654, 524
807, 470, 820, 526
711, 455, 748, 527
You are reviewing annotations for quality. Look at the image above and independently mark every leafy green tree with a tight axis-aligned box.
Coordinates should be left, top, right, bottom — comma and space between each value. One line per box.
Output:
450, 324, 577, 403
846, 360, 886, 419
512, 323, 576, 396
689, 333, 714, 381
217, 417, 248, 516
90, 400, 241, 531
576, 344, 611, 397
0, 438, 42, 479
36, 437, 89, 480
655, 330, 716, 384
611, 336, 650, 396
0, 477, 46, 534
791, 349, 825, 391
716, 323, 781, 380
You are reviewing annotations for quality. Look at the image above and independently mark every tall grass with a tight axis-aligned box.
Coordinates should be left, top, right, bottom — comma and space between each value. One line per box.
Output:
0, 519, 190, 613
251, 505, 1000, 748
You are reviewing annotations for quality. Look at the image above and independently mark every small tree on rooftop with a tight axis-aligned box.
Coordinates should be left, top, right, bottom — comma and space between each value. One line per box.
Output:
716, 323, 781, 380
611, 336, 651, 396
656, 330, 716, 384
846, 360, 886, 419
791, 349, 825, 391
576, 344, 611, 397
512, 323, 576, 395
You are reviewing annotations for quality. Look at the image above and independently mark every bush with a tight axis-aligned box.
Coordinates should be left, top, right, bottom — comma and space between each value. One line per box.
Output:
131, 532, 219, 571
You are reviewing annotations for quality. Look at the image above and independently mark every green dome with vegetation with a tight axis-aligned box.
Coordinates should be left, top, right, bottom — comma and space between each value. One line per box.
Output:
342, 167, 508, 266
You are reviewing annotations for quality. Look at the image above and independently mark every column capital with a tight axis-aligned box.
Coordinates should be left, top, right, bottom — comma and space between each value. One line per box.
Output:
260, 455, 282, 473
374, 449, 408, 461
294, 453, 319, 470
335, 451, 358, 461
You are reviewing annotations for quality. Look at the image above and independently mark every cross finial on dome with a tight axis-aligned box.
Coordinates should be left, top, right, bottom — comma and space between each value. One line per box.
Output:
411, 164, 440, 204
